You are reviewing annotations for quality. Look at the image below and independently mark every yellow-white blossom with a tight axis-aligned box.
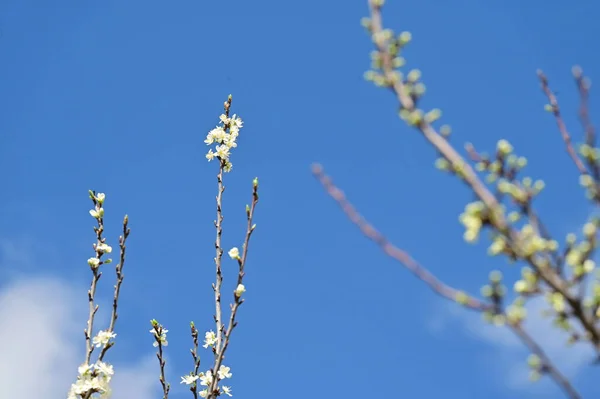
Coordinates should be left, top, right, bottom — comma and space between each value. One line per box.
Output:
203, 330, 217, 348
92, 330, 116, 347
218, 365, 232, 379
234, 284, 246, 297
149, 327, 169, 347
228, 247, 240, 259
96, 243, 112, 254
88, 257, 100, 268
204, 106, 243, 171
199, 370, 213, 387
181, 374, 200, 385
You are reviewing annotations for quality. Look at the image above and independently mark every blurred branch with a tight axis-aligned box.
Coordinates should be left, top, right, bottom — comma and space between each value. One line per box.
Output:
365, 0, 600, 353
312, 163, 581, 399
538, 70, 588, 175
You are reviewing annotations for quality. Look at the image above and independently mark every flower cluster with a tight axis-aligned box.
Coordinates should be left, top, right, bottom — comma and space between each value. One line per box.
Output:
205, 112, 244, 172
181, 363, 234, 397
68, 332, 116, 399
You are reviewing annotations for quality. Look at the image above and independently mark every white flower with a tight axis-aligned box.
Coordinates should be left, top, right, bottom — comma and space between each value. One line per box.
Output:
199, 389, 209, 398
228, 247, 240, 260
230, 114, 243, 129
206, 149, 216, 161
92, 330, 116, 347
223, 134, 237, 148
203, 330, 217, 348
149, 327, 169, 347
88, 257, 100, 268
96, 243, 112, 254
78, 363, 93, 375
219, 114, 229, 124
96, 193, 106, 203
223, 161, 233, 173
181, 374, 199, 385
95, 361, 114, 378
90, 209, 100, 218
234, 284, 246, 297
199, 370, 213, 387
69, 372, 111, 397
205, 127, 226, 145
218, 365, 232, 379
222, 386, 233, 396
215, 144, 230, 159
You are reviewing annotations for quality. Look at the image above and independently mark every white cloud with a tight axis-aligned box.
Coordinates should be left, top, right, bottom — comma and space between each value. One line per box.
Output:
0, 276, 159, 399
429, 297, 594, 393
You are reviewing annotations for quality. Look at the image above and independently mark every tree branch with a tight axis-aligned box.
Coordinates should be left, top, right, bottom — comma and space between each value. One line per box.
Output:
312, 163, 581, 399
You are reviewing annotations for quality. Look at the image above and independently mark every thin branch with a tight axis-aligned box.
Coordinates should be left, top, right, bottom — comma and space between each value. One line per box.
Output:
512, 324, 581, 399
574, 66, 600, 181
98, 215, 130, 362
212, 98, 232, 357
207, 180, 259, 399
312, 164, 487, 311
151, 322, 170, 399
84, 193, 106, 366
189, 322, 201, 399
312, 163, 581, 399
537, 70, 588, 176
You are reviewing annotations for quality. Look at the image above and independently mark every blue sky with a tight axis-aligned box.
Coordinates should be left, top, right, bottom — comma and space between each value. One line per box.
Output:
1, 0, 599, 398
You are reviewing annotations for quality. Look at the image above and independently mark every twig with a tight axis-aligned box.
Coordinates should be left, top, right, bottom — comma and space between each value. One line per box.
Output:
312, 164, 487, 311
573, 67, 600, 181
212, 99, 232, 356
512, 324, 581, 399
84, 193, 106, 366
537, 70, 588, 176
312, 163, 581, 399
207, 180, 259, 399
98, 215, 130, 362
189, 323, 201, 399
151, 322, 170, 399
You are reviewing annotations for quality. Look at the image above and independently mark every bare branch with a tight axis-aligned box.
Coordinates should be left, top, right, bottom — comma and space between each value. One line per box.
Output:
312, 163, 487, 311
537, 70, 588, 176
98, 215, 130, 362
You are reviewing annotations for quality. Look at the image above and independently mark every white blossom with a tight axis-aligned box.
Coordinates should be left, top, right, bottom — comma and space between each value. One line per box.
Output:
78, 362, 93, 375
199, 370, 213, 387
181, 374, 199, 385
95, 361, 114, 379
149, 327, 169, 347
230, 114, 243, 129
205, 106, 243, 169
92, 330, 116, 347
218, 365, 232, 379
228, 247, 240, 260
222, 386, 233, 396
96, 243, 112, 254
203, 330, 217, 348
234, 284, 246, 297
215, 144, 230, 159
206, 149, 216, 161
